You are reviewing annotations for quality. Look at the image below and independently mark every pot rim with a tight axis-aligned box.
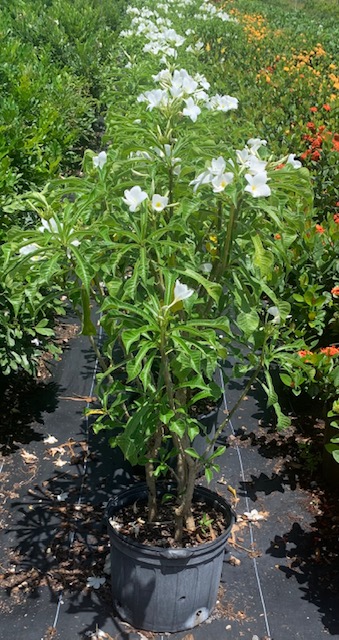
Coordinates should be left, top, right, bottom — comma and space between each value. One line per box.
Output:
106, 482, 236, 555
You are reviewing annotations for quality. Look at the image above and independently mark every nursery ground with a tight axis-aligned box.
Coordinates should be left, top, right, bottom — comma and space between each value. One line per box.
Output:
0, 323, 338, 640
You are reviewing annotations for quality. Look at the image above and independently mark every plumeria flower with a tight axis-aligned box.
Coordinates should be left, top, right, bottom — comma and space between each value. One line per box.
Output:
19, 243, 41, 260
151, 194, 168, 211
194, 73, 210, 90
211, 172, 234, 192
208, 94, 238, 112
287, 154, 302, 169
173, 279, 194, 303
123, 186, 148, 212
137, 89, 167, 111
267, 306, 291, 324
210, 156, 226, 175
92, 151, 107, 169
38, 218, 58, 234
246, 156, 267, 175
247, 138, 267, 152
190, 170, 212, 192
244, 172, 271, 198
31, 338, 41, 347
182, 97, 201, 122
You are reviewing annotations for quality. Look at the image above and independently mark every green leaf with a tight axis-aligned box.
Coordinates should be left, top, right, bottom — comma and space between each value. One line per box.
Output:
274, 403, 291, 430
262, 370, 278, 408
184, 447, 201, 459
122, 326, 151, 354
169, 420, 186, 438
280, 373, 293, 387
126, 341, 154, 382
81, 287, 97, 336
205, 468, 213, 483
177, 268, 222, 303
252, 234, 273, 278
139, 355, 156, 392
236, 309, 259, 336
70, 244, 93, 294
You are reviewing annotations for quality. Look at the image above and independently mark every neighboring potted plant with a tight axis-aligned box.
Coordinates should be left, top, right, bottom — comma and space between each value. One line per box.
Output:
3, 15, 315, 631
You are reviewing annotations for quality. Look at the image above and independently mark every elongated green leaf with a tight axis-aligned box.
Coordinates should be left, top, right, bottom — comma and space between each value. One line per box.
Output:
177, 268, 221, 302
252, 234, 273, 279
81, 287, 97, 336
122, 326, 151, 353
70, 245, 93, 294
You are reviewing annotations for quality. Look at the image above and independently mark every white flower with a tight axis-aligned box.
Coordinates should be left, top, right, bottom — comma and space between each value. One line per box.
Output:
173, 279, 194, 302
267, 306, 291, 324
19, 243, 41, 259
189, 170, 211, 192
246, 156, 267, 175
287, 153, 302, 169
208, 94, 238, 112
38, 218, 58, 234
151, 194, 168, 211
194, 73, 210, 90
211, 172, 234, 192
31, 338, 40, 347
86, 576, 106, 589
92, 151, 107, 169
236, 147, 251, 166
123, 186, 148, 212
244, 172, 271, 198
209, 156, 226, 175
267, 306, 281, 324
137, 89, 167, 111
247, 138, 267, 152
182, 97, 201, 122
201, 262, 213, 273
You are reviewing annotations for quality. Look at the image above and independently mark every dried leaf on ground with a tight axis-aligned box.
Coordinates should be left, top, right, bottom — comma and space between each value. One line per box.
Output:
20, 450, 38, 465
47, 446, 66, 457
228, 555, 241, 566
53, 458, 68, 467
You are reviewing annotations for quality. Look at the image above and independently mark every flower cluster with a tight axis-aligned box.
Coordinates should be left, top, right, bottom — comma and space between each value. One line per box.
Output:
137, 67, 238, 122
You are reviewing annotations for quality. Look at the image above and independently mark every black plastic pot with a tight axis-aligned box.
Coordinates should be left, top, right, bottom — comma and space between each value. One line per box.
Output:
107, 483, 235, 632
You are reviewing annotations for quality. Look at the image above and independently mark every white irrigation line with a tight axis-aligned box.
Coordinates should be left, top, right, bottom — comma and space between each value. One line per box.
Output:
51, 325, 103, 631
219, 367, 272, 639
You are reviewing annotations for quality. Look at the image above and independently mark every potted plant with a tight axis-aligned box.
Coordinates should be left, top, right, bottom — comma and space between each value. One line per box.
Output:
4, 43, 315, 633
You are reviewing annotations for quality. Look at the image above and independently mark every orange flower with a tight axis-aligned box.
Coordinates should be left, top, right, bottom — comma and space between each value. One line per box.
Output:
315, 224, 325, 233
311, 150, 321, 161
334, 213, 339, 224
331, 286, 339, 296
311, 136, 323, 149
306, 122, 316, 130
298, 350, 313, 359
320, 346, 339, 357
310, 106, 318, 113
275, 163, 285, 170
332, 134, 339, 152
300, 150, 311, 160
323, 104, 331, 111
274, 233, 281, 240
